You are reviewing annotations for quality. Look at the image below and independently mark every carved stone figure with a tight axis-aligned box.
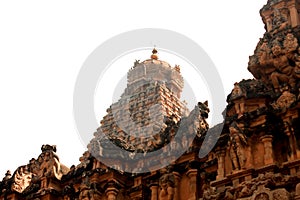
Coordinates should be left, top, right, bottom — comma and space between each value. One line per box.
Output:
79, 182, 102, 200
258, 39, 272, 66
77, 151, 91, 169
27, 145, 69, 188
272, 86, 296, 110
38, 150, 63, 180
272, 188, 290, 200
248, 40, 271, 83
2, 170, 11, 181
230, 83, 246, 118
159, 167, 175, 200
228, 122, 247, 170
238, 181, 253, 198
269, 44, 295, 91
283, 33, 298, 53
202, 183, 217, 200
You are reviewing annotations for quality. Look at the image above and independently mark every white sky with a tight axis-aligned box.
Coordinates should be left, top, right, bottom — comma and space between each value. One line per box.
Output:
0, 1, 266, 177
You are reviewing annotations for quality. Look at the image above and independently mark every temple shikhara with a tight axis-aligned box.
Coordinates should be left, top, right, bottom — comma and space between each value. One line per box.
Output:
4, 0, 300, 199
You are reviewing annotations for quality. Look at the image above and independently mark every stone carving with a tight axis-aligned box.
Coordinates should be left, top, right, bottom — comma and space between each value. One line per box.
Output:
271, 8, 289, 33
248, 28, 300, 93
272, 188, 289, 200
269, 43, 294, 91
134, 59, 140, 67
230, 82, 246, 118
0, 145, 71, 198
283, 32, 298, 54
200, 171, 296, 200
77, 151, 91, 169
174, 64, 180, 72
202, 184, 218, 200
248, 39, 273, 85
271, 86, 296, 110
2, 170, 11, 181
11, 166, 32, 193
258, 39, 272, 66
228, 122, 247, 170
62, 184, 75, 200
201, 171, 220, 200
79, 182, 102, 200
254, 192, 269, 200
5, 145, 70, 194
37, 145, 68, 180
159, 167, 175, 200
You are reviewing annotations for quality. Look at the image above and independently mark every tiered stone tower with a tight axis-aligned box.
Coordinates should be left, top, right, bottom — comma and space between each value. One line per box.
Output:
0, 50, 210, 199
92, 49, 186, 155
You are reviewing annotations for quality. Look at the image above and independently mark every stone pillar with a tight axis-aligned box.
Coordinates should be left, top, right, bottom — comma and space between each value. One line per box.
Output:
284, 123, 299, 161
150, 184, 158, 200
288, 2, 300, 27
172, 172, 181, 200
187, 169, 198, 200
216, 150, 226, 180
105, 187, 118, 200
260, 135, 274, 165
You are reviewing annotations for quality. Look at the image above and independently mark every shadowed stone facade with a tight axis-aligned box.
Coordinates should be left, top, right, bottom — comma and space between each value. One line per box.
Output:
3, 0, 300, 199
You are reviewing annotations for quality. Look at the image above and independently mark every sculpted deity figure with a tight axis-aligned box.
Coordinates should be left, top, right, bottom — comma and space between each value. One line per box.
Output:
248, 39, 273, 83
228, 122, 247, 170
230, 83, 246, 119
269, 44, 295, 92
258, 39, 272, 66
272, 86, 296, 110
159, 167, 175, 200
283, 33, 298, 54
31, 145, 68, 184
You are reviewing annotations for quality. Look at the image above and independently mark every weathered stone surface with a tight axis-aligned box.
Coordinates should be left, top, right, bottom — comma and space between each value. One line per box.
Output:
4, 0, 300, 199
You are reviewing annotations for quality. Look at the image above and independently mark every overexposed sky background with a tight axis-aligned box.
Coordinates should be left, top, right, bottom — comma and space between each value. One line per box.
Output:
0, 1, 266, 177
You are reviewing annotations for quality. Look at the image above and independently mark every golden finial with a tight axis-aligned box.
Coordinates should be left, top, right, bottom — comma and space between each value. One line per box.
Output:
151, 48, 158, 60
